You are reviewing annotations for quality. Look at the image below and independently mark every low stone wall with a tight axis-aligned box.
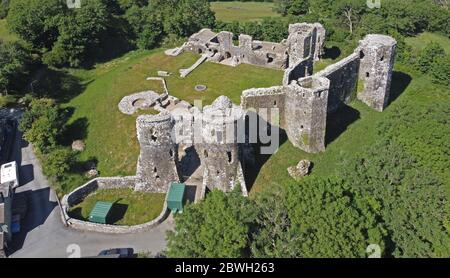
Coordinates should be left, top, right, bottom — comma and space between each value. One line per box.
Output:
65, 201, 169, 234
61, 176, 169, 234
62, 176, 137, 207
118, 91, 160, 115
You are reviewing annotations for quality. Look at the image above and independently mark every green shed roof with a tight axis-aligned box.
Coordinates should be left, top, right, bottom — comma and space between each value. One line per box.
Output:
167, 183, 186, 202
89, 201, 113, 224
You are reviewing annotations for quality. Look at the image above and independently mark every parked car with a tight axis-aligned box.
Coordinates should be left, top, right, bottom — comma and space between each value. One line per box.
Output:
97, 248, 134, 258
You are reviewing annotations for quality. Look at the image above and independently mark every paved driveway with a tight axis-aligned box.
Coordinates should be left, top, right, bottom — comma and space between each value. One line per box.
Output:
7, 126, 172, 258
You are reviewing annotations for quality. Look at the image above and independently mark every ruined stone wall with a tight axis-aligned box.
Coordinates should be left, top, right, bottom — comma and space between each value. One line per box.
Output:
312, 23, 326, 61
241, 78, 329, 154
283, 23, 325, 86
358, 35, 397, 111
64, 177, 137, 207
285, 77, 329, 153
241, 86, 287, 128
135, 113, 179, 193
283, 56, 313, 86
238, 37, 288, 69
316, 52, 360, 113
288, 23, 315, 65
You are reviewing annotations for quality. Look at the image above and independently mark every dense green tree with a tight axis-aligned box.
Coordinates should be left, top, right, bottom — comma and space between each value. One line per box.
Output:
285, 177, 385, 258
42, 147, 75, 179
166, 187, 256, 258
415, 42, 445, 73
342, 141, 450, 257
260, 18, 288, 42
431, 54, 450, 85
124, 4, 163, 49
7, 0, 65, 49
118, 0, 148, 10
19, 98, 64, 153
274, 0, 309, 16
333, 0, 366, 35
250, 185, 301, 258
0, 0, 9, 19
43, 0, 110, 67
149, 0, 215, 38
0, 41, 30, 94
288, 0, 309, 16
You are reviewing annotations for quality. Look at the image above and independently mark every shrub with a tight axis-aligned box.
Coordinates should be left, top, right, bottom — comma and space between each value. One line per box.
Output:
431, 54, 450, 86
42, 147, 75, 180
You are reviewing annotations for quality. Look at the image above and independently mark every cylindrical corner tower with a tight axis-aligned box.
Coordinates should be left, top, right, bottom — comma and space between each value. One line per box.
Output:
200, 96, 244, 193
135, 112, 179, 193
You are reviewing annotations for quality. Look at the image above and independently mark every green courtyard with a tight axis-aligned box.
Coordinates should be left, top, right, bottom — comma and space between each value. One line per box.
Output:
68, 188, 165, 226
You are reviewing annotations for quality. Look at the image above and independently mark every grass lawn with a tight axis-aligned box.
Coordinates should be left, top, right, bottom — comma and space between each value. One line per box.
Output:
405, 32, 450, 55
68, 188, 165, 226
249, 100, 380, 196
0, 19, 17, 42
211, 1, 280, 22
61, 49, 282, 193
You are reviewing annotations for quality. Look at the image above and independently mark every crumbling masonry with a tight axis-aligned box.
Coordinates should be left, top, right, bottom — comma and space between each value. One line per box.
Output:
133, 23, 396, 194
67, 23, 396, 202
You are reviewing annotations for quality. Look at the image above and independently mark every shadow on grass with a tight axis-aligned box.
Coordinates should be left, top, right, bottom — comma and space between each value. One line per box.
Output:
60, 116, 90, 146
68, 207, 84, 220
107, 200, 129, 224
323, 46, 342, 60
389, 71, 412, 105
31, 67, 87, 103
70, 156, 99, 173
243, 112, 288, 192
81, 17, 134, 69
326, 105, 361, 146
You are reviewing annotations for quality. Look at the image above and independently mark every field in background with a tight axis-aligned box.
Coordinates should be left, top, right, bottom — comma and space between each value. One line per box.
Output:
211, 1, 280, 22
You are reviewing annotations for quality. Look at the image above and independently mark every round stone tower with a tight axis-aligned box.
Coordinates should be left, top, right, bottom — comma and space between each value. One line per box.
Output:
200, 96, 244, 193
135, 112, 179, 193
357, 34, 397, 112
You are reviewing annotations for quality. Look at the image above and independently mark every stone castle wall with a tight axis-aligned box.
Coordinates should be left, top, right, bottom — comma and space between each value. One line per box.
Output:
241, 32, 396, 153
183, 22, 325, 71
316, 52, 361, 113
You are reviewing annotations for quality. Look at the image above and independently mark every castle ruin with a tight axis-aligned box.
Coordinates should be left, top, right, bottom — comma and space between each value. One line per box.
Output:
134, 23, 396, 195
67, 23, 397, 202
